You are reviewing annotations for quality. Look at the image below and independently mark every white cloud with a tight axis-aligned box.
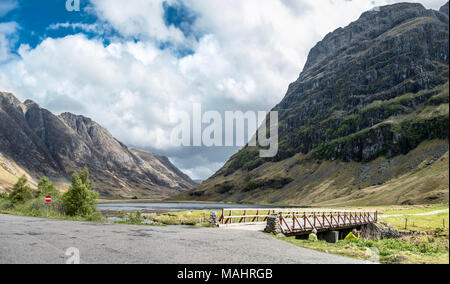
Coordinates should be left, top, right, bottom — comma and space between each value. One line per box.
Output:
47, 22, 106, 34
0, 0, 17, 17
0, 0, 446, 179
0, 21, 18, 62
89, 0, 188, 43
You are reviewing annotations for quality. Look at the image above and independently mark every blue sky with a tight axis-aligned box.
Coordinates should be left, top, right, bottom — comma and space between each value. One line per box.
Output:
3, 0, 94, 49
1, 0, 198, 57
0, 0, 446, 179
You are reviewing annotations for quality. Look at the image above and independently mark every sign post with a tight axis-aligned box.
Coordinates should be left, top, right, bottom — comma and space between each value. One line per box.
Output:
45, 195, 52, 217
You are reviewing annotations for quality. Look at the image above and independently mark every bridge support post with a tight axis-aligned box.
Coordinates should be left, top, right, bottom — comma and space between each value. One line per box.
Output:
324, 231, 339, 243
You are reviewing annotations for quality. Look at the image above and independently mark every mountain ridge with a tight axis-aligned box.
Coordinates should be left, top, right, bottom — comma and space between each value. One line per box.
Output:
176, 1, 449, 206
0, 92, 196, 198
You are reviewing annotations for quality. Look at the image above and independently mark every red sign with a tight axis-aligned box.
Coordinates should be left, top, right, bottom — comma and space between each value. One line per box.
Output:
45, 195, 52, 203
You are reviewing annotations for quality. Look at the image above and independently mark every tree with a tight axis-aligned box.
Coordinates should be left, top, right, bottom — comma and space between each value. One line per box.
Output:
79, 167, 92, 190
37, 177, 60, 198
62, 169, 98, 217
9, 175, 33, 204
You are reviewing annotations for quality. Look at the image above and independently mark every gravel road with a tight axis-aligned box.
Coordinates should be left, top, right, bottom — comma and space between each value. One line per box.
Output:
0, 214, 368, 264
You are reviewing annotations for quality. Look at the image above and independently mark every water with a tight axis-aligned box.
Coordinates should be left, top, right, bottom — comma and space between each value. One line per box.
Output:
97, 202, 273, 213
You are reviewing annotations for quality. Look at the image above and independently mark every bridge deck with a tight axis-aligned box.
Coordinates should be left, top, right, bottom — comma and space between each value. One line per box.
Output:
218, 209, 377, 235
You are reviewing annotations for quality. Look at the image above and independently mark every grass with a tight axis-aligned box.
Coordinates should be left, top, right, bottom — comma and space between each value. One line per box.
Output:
326, 204, 448, 215
377, 204, 449, 215
145, 210, 216, 227
380, 212, 449, 232
0, 196, 104, 223
276, 234, 449, 264
113, 211, 166, 226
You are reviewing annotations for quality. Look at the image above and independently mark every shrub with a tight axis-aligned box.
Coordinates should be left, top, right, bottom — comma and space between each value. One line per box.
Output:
242, 177, 294, 192
216, 183, 234, 194
62, 168, 99, 217
0, 192, 8, 199
37, 177, 60, 198
8, 175, 33, 204
13, 197, 65, 217
0, 198, 13, 211
126, 211, 145, 225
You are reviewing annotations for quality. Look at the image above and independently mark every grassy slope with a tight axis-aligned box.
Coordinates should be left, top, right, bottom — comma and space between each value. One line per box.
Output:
0, 154, 71, 194
0, 155, 37, 192
176, 83, 449, 206
177, 139, 449, 206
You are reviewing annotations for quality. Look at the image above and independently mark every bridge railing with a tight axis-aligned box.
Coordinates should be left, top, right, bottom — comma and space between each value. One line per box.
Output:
218, 208, 377, 229
278, 211, 377, 235
218, 208, 279, 226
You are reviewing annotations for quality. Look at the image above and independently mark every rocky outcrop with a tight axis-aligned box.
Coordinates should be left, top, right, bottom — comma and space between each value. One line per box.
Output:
440, 2, 449, 16
0, 92, 196, 198
130, 148, 196, 190
272, 2, 449, 161
361, 222, 401, 239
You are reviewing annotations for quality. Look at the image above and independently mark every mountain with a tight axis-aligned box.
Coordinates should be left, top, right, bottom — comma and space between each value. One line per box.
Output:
177, 2, 449, 206
0, 92, 196, 198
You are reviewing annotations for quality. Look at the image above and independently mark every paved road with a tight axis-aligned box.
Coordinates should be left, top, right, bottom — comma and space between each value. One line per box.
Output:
0, 214, 368, 264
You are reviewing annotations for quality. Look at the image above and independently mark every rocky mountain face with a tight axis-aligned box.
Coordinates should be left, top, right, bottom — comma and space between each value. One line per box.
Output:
178, 2, 449, 206
0, 93, 196, 198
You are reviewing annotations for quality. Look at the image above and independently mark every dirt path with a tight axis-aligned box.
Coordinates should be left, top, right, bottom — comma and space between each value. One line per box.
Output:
379, 208, 449, 218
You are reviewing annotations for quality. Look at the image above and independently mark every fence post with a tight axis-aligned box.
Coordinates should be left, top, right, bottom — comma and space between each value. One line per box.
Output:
304, 212, 306, 229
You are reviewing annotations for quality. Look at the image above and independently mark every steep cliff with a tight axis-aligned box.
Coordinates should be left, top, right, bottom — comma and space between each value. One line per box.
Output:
178, 2, 449, 206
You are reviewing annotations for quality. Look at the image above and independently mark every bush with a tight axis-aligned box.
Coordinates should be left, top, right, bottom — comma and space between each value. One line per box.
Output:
37, 177, 60, 198
62, 168, 99, 217
242, 177, 294, 192
126, 211, 145, 225
13, 197, 65, 217
216, 183, 234, 194
0, 192, 8, 199
8, 175, 33, 204
0, 198, 13, 211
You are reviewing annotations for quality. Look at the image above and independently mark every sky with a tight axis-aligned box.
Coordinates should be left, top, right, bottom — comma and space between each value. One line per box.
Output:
0, 0, 446, 180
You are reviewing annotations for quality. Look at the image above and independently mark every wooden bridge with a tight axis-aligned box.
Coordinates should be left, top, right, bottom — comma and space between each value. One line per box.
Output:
218, 208, 378, 236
